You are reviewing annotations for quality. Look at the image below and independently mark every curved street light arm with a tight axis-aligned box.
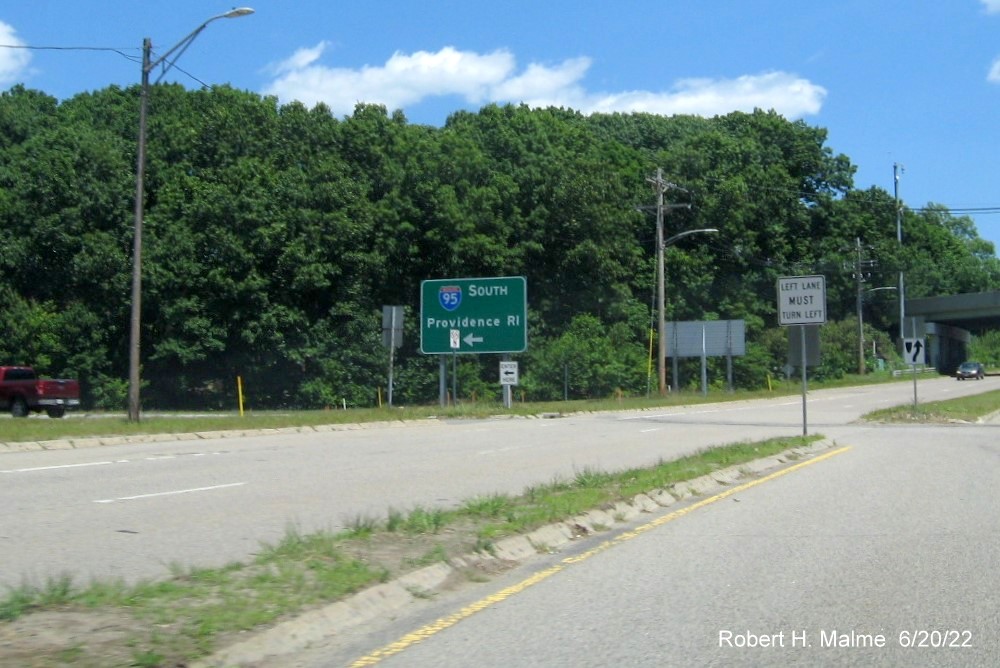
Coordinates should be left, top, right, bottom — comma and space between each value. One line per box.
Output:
663, 227, 719, 249
148, 7, 255, 80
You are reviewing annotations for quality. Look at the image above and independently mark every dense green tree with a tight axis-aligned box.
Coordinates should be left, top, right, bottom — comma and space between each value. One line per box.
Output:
2, 84, 998, 409
524, 314, 647, 400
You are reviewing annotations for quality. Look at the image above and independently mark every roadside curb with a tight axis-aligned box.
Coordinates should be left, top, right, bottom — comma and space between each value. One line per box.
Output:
978, 409, 1000, 424
0, 419, 443, 454
194, 439, 837, 668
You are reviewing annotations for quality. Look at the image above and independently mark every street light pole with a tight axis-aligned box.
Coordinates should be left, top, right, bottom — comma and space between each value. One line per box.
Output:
128, 8, 254, 421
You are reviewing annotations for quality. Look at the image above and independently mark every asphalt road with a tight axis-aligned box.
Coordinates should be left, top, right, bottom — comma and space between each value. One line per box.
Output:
306, 425, 1000, 667
0, 376, 996, 595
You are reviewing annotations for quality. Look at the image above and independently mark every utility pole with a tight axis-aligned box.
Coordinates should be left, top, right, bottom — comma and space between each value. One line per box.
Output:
128, 8, 255, 421
853, 237, 876, 374
649, 168, 668, 396
856, 238, 865, 375
644, 169, 695, 396
894, 163, 905, 345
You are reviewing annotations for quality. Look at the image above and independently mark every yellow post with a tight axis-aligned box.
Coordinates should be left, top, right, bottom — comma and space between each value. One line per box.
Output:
647, 327, 654, 393
237, 375, 245, 416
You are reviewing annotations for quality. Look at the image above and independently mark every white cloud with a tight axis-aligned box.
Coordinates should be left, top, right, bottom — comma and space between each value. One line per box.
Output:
265, 43, 515, 113
989, 57, 1000, 82
519, 71, 826, 119
0, 21, 31, 88
268, 42, 329, 76
982, 3, 1000, 83
263, 44, 826, 121
489, 57, 592, 101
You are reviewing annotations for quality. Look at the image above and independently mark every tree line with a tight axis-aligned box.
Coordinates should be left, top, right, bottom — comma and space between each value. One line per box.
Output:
2, 83, 998, 409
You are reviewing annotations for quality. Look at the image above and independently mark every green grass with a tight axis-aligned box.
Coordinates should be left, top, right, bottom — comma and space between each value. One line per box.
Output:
402, 545, 450, 569
1, 433, 819, 666
400, 506, 448, 534
862, 387, 1000, 423
0, 369, 915, 444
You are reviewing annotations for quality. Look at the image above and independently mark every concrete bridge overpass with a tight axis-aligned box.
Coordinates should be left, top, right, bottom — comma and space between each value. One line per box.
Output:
905, 291, 1000, 372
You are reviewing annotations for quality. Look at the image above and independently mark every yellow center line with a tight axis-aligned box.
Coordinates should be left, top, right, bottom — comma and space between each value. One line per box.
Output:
350, 445, 852, 666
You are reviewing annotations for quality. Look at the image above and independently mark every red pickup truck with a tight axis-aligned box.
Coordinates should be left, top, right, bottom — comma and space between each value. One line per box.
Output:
0, 366, 81, 418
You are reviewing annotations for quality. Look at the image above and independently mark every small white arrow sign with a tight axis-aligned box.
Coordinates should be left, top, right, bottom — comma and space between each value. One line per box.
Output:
904, 338, 925, 364
500, 361, 519, 385
464, 333, 484, 347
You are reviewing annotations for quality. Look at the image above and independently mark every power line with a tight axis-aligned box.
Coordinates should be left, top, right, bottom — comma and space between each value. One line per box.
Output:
925, 207, 1000, 215
0, 43, 214, 89
0, 43, 139, 61
0, 44, 136, 51
691, 173, 1000, 218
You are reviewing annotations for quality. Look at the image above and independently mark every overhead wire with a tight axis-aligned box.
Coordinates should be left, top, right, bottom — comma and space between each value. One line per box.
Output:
0, 42, 211, 88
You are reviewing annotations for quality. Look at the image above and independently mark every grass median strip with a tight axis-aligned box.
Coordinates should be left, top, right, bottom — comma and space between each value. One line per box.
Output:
0, 372, 907, 445
862, 388, 1000, 423
1, 434, 819, 667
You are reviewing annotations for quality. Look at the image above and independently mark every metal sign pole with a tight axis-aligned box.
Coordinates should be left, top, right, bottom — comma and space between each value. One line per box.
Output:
911, 317, 918, 412
502, 354, 512, 409
387, 308, 396, 407
801, 325, 808, 436
439, 356, 447, 408
700, 324, 708, 396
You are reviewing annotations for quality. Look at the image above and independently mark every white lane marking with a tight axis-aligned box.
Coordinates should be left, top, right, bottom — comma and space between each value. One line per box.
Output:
478, 444, 530, 455
1, 461, 116, 474
94, 482, 246, 504
640, 428, 661, 433
622, 399, 806, 421
3, 451, 225, 475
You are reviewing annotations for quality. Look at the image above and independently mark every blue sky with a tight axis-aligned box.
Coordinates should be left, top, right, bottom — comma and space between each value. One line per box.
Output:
3, 1, 1000, 250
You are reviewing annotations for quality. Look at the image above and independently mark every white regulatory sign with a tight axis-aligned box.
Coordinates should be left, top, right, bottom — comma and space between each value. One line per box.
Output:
777, 275, 827, 326
499, 361, 519, 386
903, 338, 926, 365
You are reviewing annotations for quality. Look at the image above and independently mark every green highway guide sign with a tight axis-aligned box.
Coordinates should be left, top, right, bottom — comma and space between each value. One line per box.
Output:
420, 276, 527, 354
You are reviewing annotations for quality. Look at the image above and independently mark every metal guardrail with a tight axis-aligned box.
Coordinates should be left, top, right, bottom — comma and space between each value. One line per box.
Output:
891, 367, 937, 377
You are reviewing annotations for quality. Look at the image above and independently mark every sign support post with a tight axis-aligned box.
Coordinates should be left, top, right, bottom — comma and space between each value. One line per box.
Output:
381, 305, 404, 407
902, 317, 926, 412
911, 317, 919, 412
439, 356, 447, 408
388, 311, 395, 407
800, 325, 808, 436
